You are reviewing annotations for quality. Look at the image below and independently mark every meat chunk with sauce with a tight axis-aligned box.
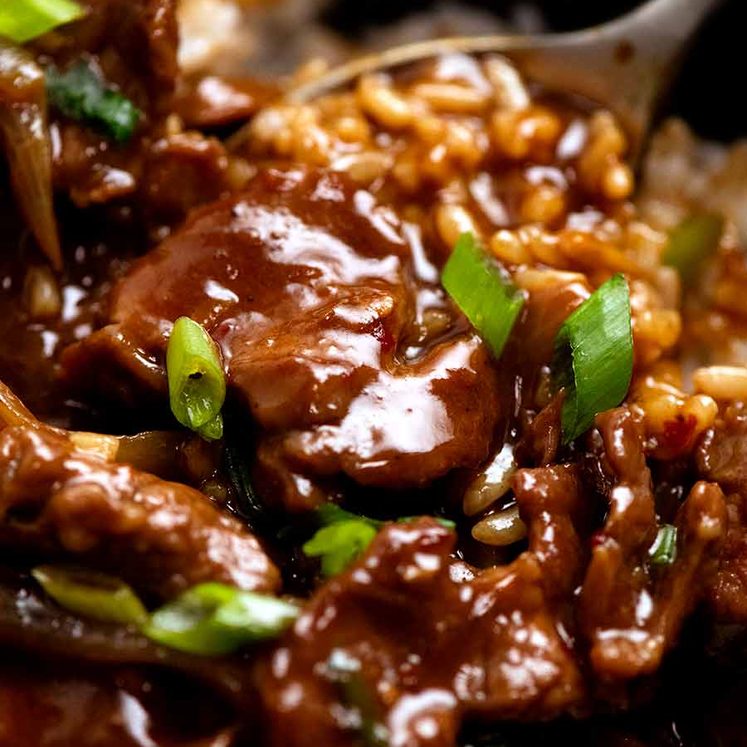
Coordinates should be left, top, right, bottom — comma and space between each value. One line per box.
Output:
697, 404, 747, 622
63, 167, 502, 511
578, 408, 727, 681
259, 464, 592, 745
0, 426, 279, 598
257, 519, 585, 747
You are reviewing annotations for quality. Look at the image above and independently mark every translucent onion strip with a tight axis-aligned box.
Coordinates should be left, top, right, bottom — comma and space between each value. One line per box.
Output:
471, 504, 527, 546
0, 41, 61, 268
463, 443, 516, 517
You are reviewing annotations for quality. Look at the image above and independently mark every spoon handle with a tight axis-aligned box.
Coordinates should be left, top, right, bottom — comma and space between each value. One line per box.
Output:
613, 0, 724, 47
520, 0, 725, 154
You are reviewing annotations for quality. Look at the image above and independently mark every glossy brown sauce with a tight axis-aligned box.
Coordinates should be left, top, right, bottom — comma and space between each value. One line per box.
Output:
2, 4, 747, 744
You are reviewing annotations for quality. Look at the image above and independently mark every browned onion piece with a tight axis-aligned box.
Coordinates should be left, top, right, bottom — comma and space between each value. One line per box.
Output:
0, 41, 61, 269
0, 379, 42, 429
1, 378, 186, 478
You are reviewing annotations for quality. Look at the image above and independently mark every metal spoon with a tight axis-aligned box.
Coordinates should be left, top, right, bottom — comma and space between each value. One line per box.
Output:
277, 0, 722, 157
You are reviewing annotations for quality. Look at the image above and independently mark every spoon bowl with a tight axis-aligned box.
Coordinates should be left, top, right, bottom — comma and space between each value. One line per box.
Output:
274, 0, 722, 158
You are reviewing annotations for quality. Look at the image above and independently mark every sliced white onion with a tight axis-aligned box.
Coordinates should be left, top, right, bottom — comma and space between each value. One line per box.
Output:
462, 443, 516, 517
471, 504, 527, 547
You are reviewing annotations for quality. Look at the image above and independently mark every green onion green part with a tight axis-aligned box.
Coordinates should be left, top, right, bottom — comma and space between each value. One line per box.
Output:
553, 273, 633, 444
46, 60, 141, 142
166, 317, 226, 441
662, 214, 724, 285
649, 524, 677, 566
441, 232, 525, 359
143, 583, 299, 656
0, 0, 84, 43
303, 519, 379, 578
304, 506, 455, 577
32, 565, 148, 626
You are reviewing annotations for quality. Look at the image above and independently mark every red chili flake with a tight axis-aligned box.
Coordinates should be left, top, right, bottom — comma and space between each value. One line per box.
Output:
661, 414, 698, 454
370, 320, 395, 352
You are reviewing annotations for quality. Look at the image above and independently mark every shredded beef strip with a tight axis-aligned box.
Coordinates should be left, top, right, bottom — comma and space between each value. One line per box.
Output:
579, 408, 727, 681
0, 426, 279, 598
697, 404, 747, 622
63, 167, 502, 511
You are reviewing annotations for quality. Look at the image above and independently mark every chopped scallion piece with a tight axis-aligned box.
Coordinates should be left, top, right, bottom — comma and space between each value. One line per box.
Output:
441, 232, 524, 359
46, 60, 141, 142
166, 317, 226, 441
31, 565, 148, 626
649, 524, 677, 566
304, 506, 455, 577
0, 0, 84, 43
662, 214, 723, 285
303, 519, 379, 578
553, 273, 633, 443
143, 583, 298, 655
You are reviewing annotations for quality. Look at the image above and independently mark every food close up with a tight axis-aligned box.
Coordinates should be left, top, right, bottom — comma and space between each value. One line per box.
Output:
2, 0, 747, 745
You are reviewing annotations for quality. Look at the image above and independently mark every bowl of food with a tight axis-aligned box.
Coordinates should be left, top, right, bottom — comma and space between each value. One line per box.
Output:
2, 0, 747, 744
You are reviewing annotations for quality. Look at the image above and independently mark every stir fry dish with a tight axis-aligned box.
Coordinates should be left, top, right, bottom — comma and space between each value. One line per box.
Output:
3, 1, 747, 745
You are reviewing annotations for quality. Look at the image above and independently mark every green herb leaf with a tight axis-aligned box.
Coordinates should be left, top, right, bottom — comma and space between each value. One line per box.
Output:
442, 232, 524, 359
0, 0, 84, 43
143, 583, 298, 656
46, 60, 140, 142
303, 520, 379, 578
32, 565, 148, 626
305, 506, 455, 577
166, 317, 226, 441
649, 524, 677, 566
553, 273, 633, 443
662, 214, 723, 285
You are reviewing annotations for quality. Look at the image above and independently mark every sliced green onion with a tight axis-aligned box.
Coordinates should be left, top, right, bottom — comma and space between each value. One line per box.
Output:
662, 214, 723, 285
303, 520, 379, 578
166, 317, 226, 441
305, 506, 454, 577
143, 583, 298, 656
649, 524, 677, 566
441, 232, 525, 359
553, 273, 633, 444
46, 60, 140, 142
31, 565, 148, 626
0, 0, 84, 43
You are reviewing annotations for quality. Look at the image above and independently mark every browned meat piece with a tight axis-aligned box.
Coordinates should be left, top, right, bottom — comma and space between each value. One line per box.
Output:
174, 75, 280, 129
697, 405, 747, 494
0, 426, 279, 598
35, 0, 236, 220
257, 476, 589, 746
39, 0, 179, 205
578, 408, 727, 680
513, 463, 586, 599
697, 405, 747, 621
63, 168, 502, 511
43, 0, 179, 109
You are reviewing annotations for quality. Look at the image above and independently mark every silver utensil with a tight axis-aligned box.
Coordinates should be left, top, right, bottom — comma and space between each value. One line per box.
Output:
283, 0, 722, 157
